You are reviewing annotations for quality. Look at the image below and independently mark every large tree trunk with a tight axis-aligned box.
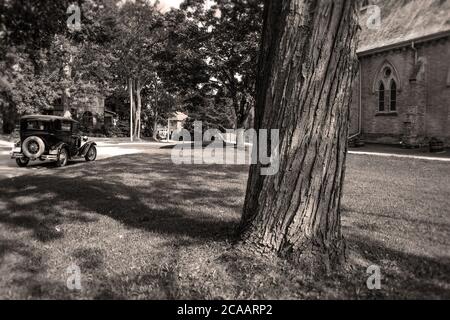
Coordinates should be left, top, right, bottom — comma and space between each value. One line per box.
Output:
129, 78, 134, 142
62, 54, 74, 115
62, 89, 70, 115
239, 0, 359, 271
1, 106, 16, 134
234, 94, 254, 146
152, 110, 159, 140
152, 79, 159, 140
135, 79, 142, 140
235, 118, 247, 148
234, 102, 248, 147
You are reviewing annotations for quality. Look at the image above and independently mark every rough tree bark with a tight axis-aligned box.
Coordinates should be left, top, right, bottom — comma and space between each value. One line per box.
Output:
239, 0, 359, 271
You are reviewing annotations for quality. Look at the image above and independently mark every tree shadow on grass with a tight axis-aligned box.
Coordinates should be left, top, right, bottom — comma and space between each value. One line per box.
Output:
342, 235, 450, 299
206, 233, 450, 299
0, 152, 247, 242
90, 242, 188, 300
0, 152, 248, 298
2, 152, 448, 299
0, 239, 70, 299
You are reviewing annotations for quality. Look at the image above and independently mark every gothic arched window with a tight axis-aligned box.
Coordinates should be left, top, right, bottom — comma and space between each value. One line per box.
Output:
378, 82, 385, 112
390, 80, 397, 111
374, 63, 400, 113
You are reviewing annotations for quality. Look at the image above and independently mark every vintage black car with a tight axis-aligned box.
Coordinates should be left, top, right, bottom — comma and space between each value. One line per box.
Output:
11, 115, 97, 168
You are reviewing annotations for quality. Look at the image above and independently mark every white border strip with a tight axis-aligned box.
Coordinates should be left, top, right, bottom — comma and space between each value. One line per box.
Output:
349, 151, 450, 162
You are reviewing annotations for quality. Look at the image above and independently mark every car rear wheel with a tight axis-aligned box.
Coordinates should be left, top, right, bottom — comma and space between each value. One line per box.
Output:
16, 158, 30, 167
22, 136, 45, 159
56, 148, 68, 167
85, 146, 97, 162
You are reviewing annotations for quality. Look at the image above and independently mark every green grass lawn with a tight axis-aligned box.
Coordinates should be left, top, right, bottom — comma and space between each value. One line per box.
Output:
0, 149, 449, 299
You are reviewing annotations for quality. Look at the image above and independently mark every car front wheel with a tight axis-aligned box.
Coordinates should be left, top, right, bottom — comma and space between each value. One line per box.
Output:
56, 148, 68, 167
16, 158, 30, 167
85, 146, 97, 162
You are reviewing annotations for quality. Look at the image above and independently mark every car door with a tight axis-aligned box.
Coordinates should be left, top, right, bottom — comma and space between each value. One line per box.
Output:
56, 120, 75, 155
70, 122, 82, 153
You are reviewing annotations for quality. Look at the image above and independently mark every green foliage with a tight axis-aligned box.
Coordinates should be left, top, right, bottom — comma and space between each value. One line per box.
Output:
141, 78, 178, 137
176, 0, 263, 129
156, 8, 210, 95
0, 0, 118, 132
104, 119, 130, 138
0, 47, 58, 114
0, 0, 263, 135
113, 0, 163, 80
0, 0, 72, 52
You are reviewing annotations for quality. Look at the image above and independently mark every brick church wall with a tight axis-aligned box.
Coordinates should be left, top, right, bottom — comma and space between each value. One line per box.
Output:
423, 39, 450, 143
350, 37, 450, 146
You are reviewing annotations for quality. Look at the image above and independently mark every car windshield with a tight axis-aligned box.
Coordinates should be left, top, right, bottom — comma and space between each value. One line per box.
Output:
21, 120, 52, 131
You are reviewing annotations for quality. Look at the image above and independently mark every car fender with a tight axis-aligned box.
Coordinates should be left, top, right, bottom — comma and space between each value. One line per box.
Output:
52, 142, 69, 155
80, 141, 97, 157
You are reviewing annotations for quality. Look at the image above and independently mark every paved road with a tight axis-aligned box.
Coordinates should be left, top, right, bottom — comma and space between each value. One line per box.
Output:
0, 141, 171, 180
3, 139, 448, 180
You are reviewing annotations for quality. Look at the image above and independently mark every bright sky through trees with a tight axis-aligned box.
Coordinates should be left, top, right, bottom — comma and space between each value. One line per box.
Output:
158, 0, 182, 11
157, 0, 214, 11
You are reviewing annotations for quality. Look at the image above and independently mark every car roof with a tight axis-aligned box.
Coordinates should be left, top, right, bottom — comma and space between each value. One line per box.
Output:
21, 115, 79, 123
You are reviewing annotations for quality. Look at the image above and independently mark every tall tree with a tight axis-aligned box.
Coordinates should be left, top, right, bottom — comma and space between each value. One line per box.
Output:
0, 48, 58, 133
141, 78, 178, 140
239, 0, 359, 271
179, 0, 263, 138
0, 0, 71, 132
203, 0, 263, 133
113, 0, 166, 140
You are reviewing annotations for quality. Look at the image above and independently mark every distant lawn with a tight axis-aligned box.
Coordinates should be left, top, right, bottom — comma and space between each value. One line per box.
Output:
0, 133, 19, 143
0, 149, 449, 299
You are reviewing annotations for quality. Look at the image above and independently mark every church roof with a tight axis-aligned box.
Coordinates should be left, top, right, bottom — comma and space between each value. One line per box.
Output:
358, 0, 450, 55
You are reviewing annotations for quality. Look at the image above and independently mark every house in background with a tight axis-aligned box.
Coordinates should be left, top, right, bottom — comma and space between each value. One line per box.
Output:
350, 0, 450, 147
156, 125, 168, 140
104, 110, 118, 127
156, 112, 189, 140
44, 94, 117, 131
167, 112, 188, 140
